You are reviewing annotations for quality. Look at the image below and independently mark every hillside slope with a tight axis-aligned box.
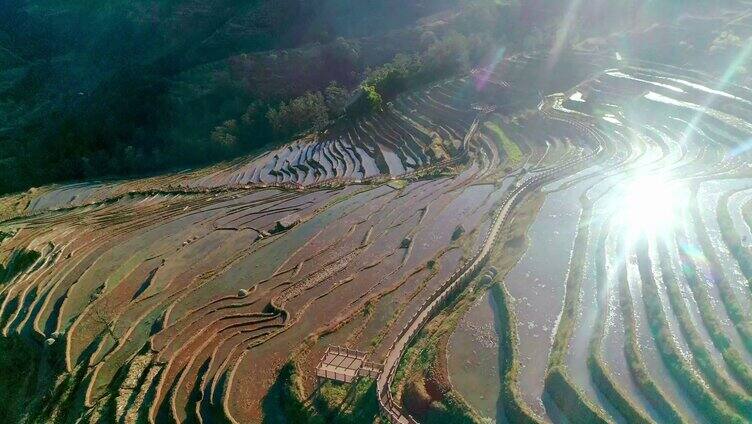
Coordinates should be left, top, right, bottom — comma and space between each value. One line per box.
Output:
0, 0, 490, 194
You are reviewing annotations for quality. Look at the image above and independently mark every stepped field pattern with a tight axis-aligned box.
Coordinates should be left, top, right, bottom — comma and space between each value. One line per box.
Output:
3, 48, 752, 424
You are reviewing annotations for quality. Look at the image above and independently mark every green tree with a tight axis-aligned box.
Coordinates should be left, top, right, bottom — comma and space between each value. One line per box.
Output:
324, 81, 350, 118
211, 120, 239, 147
363, 84, 383, 112
267, 91, 329, 137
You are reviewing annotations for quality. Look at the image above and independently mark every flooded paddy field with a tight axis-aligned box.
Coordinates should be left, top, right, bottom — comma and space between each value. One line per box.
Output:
448, 290, 502, 420
0, 66, 524, 423
5, 27, 752, 423
445, 49, 752, 424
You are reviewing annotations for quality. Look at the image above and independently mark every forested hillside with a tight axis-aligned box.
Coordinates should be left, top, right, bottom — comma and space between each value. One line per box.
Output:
0, 0, 742, 194
0, 0, 491, 193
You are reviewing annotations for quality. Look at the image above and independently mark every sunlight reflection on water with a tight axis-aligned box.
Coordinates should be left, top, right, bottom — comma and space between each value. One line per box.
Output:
613, 174, 689, 242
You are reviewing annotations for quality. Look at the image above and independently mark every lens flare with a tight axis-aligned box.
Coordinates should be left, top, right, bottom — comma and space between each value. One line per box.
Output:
474, 47, 507, 91
547, 0, 583, 72
726, 138, 752, 160
680, 37, 752, 146
615, 175, 687, 240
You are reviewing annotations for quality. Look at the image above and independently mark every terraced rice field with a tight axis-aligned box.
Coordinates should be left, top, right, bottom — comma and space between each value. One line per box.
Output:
188, 79, 478, 189
0, 72, 517, 423
3, 51, 752, 424
446, 59, 752, 424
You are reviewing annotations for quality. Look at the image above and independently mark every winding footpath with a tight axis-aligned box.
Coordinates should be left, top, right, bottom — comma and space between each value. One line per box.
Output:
375, 117, 603, 423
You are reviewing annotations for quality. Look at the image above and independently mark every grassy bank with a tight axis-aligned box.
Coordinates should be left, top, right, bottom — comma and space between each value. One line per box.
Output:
491, 282, 543, 424
688, 189, 752, 356
587, 227, 653, 424
262, 360, 382, 424
656, 236, 752, 396
486, 189, 545, 423
717, 191, 752, 292
544, 200, 611, 423
616, 265, 687, 424
636, 238, 747, 422
485, 122, 523, 168
390, 280, 486, 424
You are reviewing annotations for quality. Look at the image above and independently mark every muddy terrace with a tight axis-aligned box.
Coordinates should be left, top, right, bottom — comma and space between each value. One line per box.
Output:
0, 67, 530, 423
4, 51, 752, 424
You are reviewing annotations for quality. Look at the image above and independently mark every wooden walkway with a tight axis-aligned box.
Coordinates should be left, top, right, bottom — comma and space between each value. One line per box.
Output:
315, 345, 383, 384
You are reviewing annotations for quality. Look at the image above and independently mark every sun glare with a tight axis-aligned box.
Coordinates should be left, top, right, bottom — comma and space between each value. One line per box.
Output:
616, 175, 687, 239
